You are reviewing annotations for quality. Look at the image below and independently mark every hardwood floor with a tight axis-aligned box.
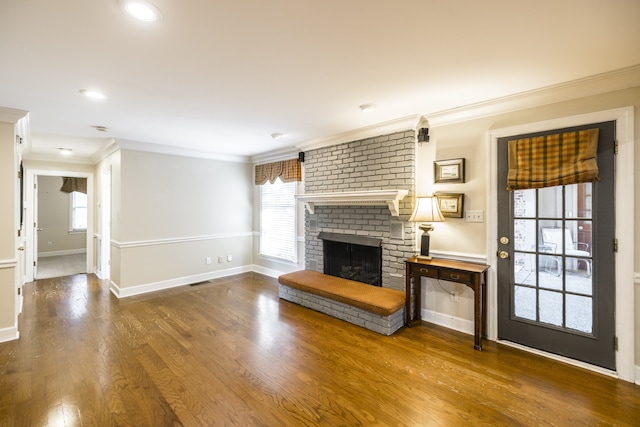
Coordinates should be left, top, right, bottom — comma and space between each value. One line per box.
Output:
1, 273, 638, 426
36, 253, 86, 280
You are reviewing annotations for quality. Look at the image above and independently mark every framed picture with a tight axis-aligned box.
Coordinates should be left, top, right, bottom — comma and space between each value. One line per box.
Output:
434, 158, 465, 183
435, 192, 464, 218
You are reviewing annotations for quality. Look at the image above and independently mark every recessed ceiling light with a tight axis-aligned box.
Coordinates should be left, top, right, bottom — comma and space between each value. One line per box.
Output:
359, 104, 376, 113
58, 148, 73, 155
80, 89, 106, 100
271, 133, 284, 139
119, 0, 163, 22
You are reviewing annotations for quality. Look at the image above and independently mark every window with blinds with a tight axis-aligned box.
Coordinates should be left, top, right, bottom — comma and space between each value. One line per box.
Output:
260, 178, 297, 262
70, 191, 87, 231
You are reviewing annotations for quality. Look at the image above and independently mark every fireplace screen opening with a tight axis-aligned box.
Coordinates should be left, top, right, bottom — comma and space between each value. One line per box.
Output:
319, 232, 382, 287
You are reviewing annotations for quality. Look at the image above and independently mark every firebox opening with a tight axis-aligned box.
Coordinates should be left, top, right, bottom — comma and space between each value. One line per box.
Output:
319, 232, 383, 287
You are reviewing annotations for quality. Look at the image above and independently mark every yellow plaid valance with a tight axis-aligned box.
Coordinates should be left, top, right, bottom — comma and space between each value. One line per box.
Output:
506, 129, 599, 191
255, 158, 302, 185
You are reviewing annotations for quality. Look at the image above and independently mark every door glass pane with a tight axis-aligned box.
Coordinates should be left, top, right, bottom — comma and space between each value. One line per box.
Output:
565, 258, 593, 296
514, 219, 536, 251
539, 290, 563, 326
514, 252, 536, 286
512, 184, 595, 338
540, 222, 563, 253
513, 189, 536, 218
538, 255, 562, 290
566, 294, 593, 333
567, 183, 592, 219
514, 286, 536, 321
538, 186, 562, 218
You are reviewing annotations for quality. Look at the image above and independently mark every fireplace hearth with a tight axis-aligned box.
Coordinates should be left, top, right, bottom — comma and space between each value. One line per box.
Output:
319, 232, 382, 287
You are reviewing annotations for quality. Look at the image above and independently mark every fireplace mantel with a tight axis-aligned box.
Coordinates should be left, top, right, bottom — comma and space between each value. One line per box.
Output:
295, 189, 409, 217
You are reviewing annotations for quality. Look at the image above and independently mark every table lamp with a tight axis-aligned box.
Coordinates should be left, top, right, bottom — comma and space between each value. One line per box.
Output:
409, 195, 445, 260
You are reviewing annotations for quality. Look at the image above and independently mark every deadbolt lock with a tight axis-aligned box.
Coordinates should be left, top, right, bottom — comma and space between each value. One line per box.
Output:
499, 236, 509, 245
498, 250, 509, 259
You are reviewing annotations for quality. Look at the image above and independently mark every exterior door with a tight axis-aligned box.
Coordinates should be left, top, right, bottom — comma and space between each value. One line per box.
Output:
497, 121, 616, 370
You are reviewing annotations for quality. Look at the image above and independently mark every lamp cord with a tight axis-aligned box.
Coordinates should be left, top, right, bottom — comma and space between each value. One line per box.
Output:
435, 278, 457, 297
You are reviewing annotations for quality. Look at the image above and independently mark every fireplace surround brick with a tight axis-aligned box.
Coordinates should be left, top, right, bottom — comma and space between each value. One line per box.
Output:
303, 130, 417, 292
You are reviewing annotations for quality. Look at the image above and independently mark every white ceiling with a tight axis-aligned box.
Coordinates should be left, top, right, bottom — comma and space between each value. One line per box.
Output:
2, 0, 639, 163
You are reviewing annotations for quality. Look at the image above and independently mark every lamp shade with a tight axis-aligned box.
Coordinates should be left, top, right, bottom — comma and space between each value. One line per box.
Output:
409, 196, 445, 223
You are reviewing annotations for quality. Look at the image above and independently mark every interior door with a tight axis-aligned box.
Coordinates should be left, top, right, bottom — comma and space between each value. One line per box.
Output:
32, 175, 38, 280
99, 168, 111, 280
497, 121, 616, 370
15, 155, 24, 313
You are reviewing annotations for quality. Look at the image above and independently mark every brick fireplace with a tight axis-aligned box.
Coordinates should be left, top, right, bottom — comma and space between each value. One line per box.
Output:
319, 231, 383, 286
302, 130, 417, 292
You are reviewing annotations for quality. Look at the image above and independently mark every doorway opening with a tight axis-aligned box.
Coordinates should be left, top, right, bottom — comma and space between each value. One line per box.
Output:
24, 169, 94, 283
36, 176, 88, 279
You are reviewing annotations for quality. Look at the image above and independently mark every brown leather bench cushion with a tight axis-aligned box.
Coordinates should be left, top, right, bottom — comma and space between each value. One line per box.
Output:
278, 270, 405, 316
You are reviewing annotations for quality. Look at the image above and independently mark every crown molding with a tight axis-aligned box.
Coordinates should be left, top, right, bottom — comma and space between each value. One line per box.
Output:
260, 65, 640, 158
0, 107, 28, 124
114, 138, 250, 163
295, 115, 421, 152
91, 138, 120, 163
426, 64, 640, 127
251, 146, 301, 165
21, 152, 96, 165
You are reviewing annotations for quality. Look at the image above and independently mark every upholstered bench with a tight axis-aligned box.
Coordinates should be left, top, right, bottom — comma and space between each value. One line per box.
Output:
277, 270, 406, 335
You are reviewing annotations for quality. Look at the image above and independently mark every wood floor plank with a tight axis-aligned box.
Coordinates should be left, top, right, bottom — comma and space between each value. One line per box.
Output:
1, 272, 638, 426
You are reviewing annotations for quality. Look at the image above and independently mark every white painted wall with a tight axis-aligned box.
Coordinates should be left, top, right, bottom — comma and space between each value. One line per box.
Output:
109, 149, 254, 293
37, 175, 86, 255
0, 121, 17, 338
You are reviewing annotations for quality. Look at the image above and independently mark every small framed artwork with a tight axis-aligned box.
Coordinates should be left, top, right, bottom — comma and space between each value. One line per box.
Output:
434, 158, 465, 183
435, 192, 464, 218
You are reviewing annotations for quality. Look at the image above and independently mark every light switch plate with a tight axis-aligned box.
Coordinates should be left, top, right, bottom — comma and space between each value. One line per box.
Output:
465, 210, 484, 223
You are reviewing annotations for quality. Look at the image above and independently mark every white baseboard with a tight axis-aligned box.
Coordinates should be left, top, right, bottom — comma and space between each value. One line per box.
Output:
421, 309, 474, 336
110, 266, 253, 298
251, 264, 288, 279
39, 249, 86, 258
635, 365, 640, 386
0, 325, 19, 343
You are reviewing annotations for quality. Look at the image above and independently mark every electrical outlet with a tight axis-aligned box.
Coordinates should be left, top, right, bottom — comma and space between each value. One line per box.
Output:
465, 210, 484, 223
218, 256, 224, 263
450, 291, 459, 302
227, 254, 232, 262
205, 257, 212, 265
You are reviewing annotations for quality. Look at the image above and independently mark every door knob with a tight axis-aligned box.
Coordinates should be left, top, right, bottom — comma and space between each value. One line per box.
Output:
17, 247, 24, 251
498, 250, 509, 259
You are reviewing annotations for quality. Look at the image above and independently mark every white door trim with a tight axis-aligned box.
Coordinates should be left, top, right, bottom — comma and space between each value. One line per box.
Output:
24, 169, 94, 282
487, 106, 634, 382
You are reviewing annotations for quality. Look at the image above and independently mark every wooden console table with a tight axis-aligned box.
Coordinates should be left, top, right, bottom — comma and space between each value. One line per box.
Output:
405, 257, 490, 351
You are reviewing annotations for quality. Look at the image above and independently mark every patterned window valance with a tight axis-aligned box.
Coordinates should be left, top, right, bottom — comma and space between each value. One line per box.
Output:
60, 177, 87, 194
255, 159, 301, 185
507, 128, 599, 191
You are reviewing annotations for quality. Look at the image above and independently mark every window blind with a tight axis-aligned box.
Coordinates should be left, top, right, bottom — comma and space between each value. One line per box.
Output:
260, 179, 297, 262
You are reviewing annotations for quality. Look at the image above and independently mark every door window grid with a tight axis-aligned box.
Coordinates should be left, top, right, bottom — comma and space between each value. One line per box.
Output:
512, 184, 594, 335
